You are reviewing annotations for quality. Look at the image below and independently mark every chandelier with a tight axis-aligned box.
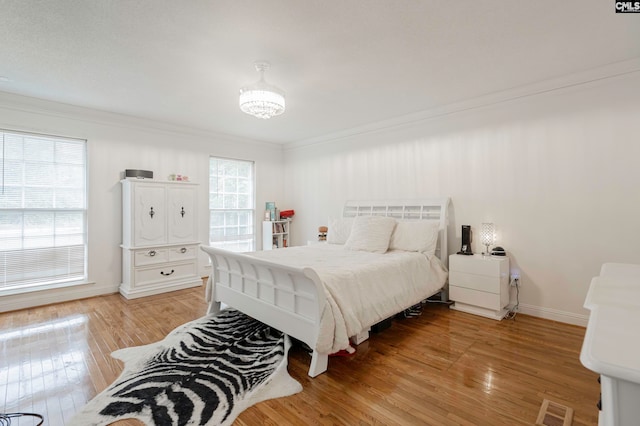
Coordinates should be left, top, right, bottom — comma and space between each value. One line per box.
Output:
239, 62, 285, 119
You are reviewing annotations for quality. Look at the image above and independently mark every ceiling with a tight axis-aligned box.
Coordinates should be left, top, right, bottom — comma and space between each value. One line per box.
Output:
1, 1, 639, 144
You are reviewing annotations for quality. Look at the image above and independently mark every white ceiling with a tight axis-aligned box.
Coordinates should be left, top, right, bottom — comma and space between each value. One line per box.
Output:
1, 1, 639, 144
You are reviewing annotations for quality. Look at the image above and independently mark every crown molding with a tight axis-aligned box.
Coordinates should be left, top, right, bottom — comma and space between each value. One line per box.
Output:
285, 57, 640, 151
0, 91, 281, 150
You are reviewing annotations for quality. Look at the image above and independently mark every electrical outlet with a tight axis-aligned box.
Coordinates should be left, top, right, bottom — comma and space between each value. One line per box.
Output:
510, 272, 520, 287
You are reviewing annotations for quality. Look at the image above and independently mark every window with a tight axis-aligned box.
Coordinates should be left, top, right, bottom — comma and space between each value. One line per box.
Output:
0, 130, 87, 294
209, 157, 255, 252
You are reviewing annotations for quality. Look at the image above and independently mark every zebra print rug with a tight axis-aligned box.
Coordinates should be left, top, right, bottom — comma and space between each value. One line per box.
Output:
69, 309, 302, 426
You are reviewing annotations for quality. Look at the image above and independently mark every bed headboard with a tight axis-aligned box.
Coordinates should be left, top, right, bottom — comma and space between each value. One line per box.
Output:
342, 198, 450, 266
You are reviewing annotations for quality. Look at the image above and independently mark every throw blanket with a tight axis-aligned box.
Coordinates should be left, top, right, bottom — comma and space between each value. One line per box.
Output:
69, 309, 302, 426
248, 244, 448, 354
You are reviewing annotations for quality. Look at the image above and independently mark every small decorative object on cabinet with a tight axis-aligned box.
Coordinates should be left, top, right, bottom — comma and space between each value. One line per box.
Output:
263, 219, 291, 250
449, 253, 509, 320
120, 179, 201, 298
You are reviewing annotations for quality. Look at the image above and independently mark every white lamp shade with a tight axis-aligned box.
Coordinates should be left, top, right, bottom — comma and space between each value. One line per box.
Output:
480, 223, 495, 246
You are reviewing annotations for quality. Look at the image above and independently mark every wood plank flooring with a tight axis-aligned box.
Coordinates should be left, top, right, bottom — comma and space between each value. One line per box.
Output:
0, 287, 599, 425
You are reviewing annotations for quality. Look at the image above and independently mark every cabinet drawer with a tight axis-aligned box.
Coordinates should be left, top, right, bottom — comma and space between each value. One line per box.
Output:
450, 271, 503, 294
134, 249, 169, 266
134, 262, 197, 287
450, 285, 504, 311
168, 245, 198, 262
450, 255, 507, 277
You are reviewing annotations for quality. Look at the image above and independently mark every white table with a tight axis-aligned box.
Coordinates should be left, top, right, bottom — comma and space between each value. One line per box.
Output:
580, 263, 640, 426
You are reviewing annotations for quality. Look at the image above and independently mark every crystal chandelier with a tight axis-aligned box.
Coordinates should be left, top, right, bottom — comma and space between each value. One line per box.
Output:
239, 62, 285, 119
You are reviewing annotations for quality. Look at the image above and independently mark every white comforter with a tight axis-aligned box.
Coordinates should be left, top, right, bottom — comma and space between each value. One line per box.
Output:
249, 243, 448, 354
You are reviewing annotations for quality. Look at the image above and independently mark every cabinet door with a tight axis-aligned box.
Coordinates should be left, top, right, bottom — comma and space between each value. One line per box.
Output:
134, 184, 166, 246
167, 186, 197, 243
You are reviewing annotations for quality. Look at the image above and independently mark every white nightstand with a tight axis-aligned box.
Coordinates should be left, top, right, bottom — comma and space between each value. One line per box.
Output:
449, 253, 510, 320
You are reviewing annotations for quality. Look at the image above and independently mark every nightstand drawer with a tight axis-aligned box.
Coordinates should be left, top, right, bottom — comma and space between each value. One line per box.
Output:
450, 255, 507, 277
450, 271, 504, 293
450, 285, 504, 311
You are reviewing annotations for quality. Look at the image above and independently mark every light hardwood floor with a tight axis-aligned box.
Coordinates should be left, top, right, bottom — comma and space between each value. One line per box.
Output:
0, 287, 599, 425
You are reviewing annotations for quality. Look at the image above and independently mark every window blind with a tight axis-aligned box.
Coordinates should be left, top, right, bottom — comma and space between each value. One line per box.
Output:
209, 157, 255, 252
0, 130, 87, 293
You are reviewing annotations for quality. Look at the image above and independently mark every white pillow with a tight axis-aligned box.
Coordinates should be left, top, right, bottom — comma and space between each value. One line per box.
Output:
326, 217, 354, 244
389, 220, 440, 255
344, 216, 397, 253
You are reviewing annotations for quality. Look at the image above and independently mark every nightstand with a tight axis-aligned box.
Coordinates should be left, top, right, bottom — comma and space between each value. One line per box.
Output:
449, 254, 510, 320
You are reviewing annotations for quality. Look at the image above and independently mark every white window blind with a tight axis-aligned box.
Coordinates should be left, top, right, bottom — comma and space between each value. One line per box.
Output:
209, 157, 255, 252
0, 130, 87, 293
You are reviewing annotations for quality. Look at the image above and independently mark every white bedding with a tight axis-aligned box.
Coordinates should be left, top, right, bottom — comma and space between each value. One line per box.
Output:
249, 243, 448, 354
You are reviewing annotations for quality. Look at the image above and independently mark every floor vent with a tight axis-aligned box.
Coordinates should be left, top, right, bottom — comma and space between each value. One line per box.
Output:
536, 399, 574, 426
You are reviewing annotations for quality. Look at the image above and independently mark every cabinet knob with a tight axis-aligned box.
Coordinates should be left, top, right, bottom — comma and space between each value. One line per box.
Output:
149, 207, 155, 219
180, 247, 187, 253
180, 206, 185, 218
160, 269, 175, 276
148, 250, 156, 257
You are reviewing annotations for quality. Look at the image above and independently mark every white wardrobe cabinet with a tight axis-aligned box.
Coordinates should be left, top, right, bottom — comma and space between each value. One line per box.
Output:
120, 179, 201, 298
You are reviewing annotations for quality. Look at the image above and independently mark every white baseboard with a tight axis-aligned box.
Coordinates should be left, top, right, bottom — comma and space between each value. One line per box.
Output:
0, 282, 118, 313
518, 303, 588, 327
118, 280, 201, 299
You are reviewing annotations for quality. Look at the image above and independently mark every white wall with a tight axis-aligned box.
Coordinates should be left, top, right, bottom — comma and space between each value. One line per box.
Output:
0, 92, 284, 312
3, 70, 639, 323
283, 71, 640, 325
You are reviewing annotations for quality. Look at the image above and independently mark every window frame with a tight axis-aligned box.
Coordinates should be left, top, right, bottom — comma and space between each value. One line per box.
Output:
208, 156, 256, 252
0, 129, 88, 296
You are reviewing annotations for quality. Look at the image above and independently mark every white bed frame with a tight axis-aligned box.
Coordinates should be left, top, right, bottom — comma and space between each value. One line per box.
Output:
200, 198, 450, 377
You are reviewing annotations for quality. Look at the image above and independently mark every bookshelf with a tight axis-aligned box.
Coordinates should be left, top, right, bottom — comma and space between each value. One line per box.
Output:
262, 219, 291, 250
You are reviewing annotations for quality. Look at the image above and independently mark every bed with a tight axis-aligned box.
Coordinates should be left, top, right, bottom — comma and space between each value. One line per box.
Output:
200, 199, 450, 377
